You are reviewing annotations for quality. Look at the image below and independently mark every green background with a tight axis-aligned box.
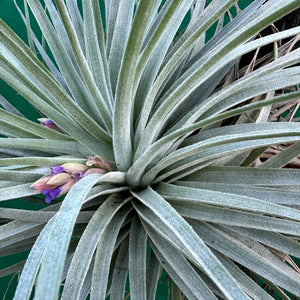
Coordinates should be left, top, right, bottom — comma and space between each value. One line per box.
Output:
1, 1, 298, 299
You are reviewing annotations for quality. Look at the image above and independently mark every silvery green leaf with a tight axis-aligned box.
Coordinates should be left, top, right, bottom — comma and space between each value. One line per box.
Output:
258, 141, 300, 168
132, 187, 250, 300
0, 95, 24, 118
157, 182, 300, 221
143, 221, 218, 300
109, 237, 130, 299
0, 183, 35, 201
170, 201, 300, 236
128, 215, 148, 300
145, 249, 161, 300
61, 196, 130, 300
113, 0, 157, 171
13, 219, 55, 300
90, 204, 132, 300
34, 174, 102, 300
190, 220, 300, 296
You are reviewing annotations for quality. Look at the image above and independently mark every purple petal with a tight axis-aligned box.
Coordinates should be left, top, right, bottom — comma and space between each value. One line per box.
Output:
43, 188, 61, 203
45, 120, 55, 125
71, 171, 85, 181
50, 166, 64, 175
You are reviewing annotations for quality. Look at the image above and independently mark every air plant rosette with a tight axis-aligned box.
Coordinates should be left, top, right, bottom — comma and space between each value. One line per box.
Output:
1, 0, 300, 299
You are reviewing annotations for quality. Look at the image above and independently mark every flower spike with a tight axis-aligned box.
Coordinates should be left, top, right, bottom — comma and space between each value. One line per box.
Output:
31, 156, 111, 203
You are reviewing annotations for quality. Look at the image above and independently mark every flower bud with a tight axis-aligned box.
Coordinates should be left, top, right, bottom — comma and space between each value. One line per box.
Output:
47, 172, 71, 186
38, 118, 62, 132
58, 178, 76, 197
38, 118, 51, 125
61, 163, 88, 173
30, 176, 53, 191
86, 156, 113, 171
83, 168, 106, 176
71, 171, 85, 181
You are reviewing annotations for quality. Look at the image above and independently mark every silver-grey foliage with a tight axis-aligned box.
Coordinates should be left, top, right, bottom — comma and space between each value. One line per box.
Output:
0, 0, 300, 299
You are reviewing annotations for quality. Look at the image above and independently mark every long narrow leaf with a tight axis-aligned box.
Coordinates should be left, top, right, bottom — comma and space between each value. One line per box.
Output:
133, 0, 194, 133
0, 183, 35, 201
34, 174, 102, 300
170, 201, 300, 236
213, 251, 276, 300
90, 205, 132, 300
175, 180, 300, 206
228, 226, 300, 258
61, 196, 130, 300
142, 220, 218, 300
55, 0, 112, 132
108, 0, 136, 93
113, 0, 157, 171
181, 165, 300, 186
0, 156, 85, 167
132, 187, 249, 300
109, 237, 130, 299
190, 220, 300, 296
129, 215, 148, 300
259, 141, 300, 168
157, 182, 300, 221
145, 249, 161, 300
0, 95, 24, 118
0, 109, 72, 140
127, 91, 300, 186
13, 219, 55, 300
83, 0, 113, 109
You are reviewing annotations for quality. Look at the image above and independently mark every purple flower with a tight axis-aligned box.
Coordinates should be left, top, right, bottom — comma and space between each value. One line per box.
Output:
71, 171, 85, 181
38, 118, 62, 132
43, 188, 61, 203
50, 166, 64, 175
45, 119, 55, 126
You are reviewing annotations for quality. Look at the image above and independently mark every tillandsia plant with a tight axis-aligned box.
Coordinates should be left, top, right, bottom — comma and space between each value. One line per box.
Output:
0, 0, 300, 299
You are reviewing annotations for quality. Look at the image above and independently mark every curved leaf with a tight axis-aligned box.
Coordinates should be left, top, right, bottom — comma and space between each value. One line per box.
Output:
157, 182, 300, 222
132, 187, 250, 300
129, 215, 148, 300
190, 220, 300, 296
13, 219, 55, 300
143, 220, 218, 300
113, 0, 157, 171
61, 196, 130, 300
34, 174, 102, 300
90, 204, 132, 300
